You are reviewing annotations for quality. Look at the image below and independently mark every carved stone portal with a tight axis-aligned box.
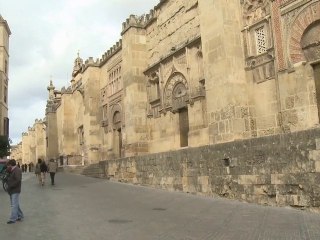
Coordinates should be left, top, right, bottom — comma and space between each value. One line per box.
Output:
164, 72, 189, 111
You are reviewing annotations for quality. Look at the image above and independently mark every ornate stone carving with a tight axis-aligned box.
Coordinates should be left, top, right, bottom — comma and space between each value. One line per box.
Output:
147, 69, 161, 105
164, 72, 189, 111
246, 50, 274, 69
147, 70, 160, 84
110, 104, 122, 130
243, 0, 269, 26
173, 82, 187, 99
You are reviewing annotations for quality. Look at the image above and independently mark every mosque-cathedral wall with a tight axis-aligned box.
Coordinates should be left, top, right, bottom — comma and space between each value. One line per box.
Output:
19, 0, 320, 208
10, 143, 22, 164
20, 119, 46, 164
42, 0, 320, 161
99, 48, 123, 160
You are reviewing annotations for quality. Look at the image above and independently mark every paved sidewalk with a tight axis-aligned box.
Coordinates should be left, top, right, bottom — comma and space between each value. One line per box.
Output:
1, 172, 320, 240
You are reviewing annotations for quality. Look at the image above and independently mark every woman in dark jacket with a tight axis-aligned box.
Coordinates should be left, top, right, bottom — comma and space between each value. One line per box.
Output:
39, 159, 48, 186
35, 159, 42, 185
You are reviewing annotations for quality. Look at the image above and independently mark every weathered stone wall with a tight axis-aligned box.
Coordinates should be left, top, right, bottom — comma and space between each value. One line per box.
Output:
21, 133, 32, 164
42, 0, 320, 169
21, 120, 46, 164
86, 127, 320, 210
56, 92, 77, 160
81, 67, 101, 164
122, 26, 149, 157
146, 0, 200, 67
10, 143, 22, 163
34, 121, 46, 160
99, 49, 123, 160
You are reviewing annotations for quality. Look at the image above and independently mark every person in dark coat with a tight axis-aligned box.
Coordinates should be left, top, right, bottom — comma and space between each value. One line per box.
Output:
40, 160, 48, 186
35, 159, 42, 185
6, 159, 24, 224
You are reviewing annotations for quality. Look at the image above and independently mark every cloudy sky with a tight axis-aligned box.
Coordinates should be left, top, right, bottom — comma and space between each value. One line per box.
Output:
1, 0, 159, 145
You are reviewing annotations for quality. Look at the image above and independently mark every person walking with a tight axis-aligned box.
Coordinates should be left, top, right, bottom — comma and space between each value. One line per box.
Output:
6, 159, 24, 224
35, 159, 42, 185
40, 160, 48, 186
48, 159, 58, 185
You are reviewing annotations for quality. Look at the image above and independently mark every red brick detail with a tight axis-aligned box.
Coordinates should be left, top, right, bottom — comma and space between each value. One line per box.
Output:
288, 2, 320, 64
272, 1, 286, 71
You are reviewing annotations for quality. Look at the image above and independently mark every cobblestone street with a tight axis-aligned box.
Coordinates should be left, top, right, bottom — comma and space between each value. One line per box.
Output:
1, 172, 320, 240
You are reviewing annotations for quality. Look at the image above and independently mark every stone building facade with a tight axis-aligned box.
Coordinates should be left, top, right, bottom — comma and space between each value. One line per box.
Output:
10, 142, 22, 164
20, 119, 46, 164
13, 0, 320, 209
44, 0, 320, 165
0, 16, 10, 137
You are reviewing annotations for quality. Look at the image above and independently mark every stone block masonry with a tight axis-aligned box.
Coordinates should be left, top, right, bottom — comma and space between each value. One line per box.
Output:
80, 127, 320, 210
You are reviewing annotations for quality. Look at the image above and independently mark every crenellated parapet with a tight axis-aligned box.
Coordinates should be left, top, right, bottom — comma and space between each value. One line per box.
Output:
121, 14, 148, 35
61, 86, 73, 94
82, 57, 100, 71
34, 118, 44, 124
121, 10, 157, 34
99, 40, 122, 65
121, 0, 167, 35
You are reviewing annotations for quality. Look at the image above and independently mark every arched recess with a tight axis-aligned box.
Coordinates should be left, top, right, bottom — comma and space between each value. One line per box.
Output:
288, 1, 320, 65
164, 72, 190, 147
301, 20, 320, 63
110, 104, 123, 158
300, 19, 320, 122
163, 72, 189, 110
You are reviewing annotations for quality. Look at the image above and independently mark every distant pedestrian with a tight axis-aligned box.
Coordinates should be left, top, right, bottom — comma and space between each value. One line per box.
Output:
17, 162, 20, 168
24, 164, 28, 172
6, 159, 24, 224
48, 159, 58, 185
28, 163, 32, 172
40, 160, 48, 186
21, 164, 25, 173
35, 159, 42, 185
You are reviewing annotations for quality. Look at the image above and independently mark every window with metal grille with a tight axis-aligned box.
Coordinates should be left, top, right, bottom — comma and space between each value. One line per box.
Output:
255, 26, 267, 54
